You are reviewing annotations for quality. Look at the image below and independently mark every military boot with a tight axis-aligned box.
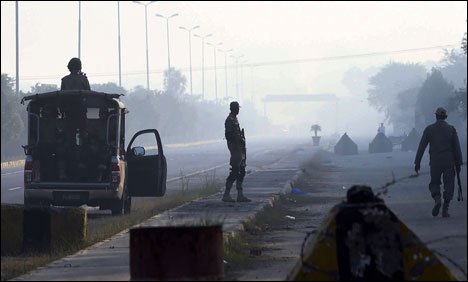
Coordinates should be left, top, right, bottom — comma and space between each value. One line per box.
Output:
236, 182, 251, 202
432, 197, 442, 217
222, 181, 235, 203
442, 200, 450, 218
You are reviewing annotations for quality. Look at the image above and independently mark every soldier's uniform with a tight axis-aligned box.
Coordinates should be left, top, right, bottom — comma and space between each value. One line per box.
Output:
61, 57, 91, 91
415, 107, 463, 217
60, 72, 90, 91
223, 102, 250, 202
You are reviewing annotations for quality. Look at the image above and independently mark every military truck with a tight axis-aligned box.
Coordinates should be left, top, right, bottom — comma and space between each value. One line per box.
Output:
21, 90, 167, 215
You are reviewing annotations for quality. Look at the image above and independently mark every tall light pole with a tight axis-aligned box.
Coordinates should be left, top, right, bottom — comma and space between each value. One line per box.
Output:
206, 42, 223, 102
117, 1, 122, 87
78, 1, 81, 58
15, 1, 19, 96
239, 58, 248, 103
179, 25, 200, 96
133, 1, 157, 90
218, 48, 233, 100
193, 33, 212, 100
230, 54, 244, 100
155, 13, 178, 70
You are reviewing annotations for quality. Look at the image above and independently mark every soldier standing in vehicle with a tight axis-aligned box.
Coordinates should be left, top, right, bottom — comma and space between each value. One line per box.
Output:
223, 101, 251, 202
61, 57, 91, 91
414, 107, 463, 218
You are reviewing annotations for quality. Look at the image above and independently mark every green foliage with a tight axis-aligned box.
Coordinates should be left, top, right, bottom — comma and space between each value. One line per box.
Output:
29, 82, 58, 93
462, 32, 467, 55
367, 62, 427, 133
415, 69, 455, 129
1, 74, 25, 159
164, 67, 187, 97
310, 124, 321, 136
90, 82, 126, 94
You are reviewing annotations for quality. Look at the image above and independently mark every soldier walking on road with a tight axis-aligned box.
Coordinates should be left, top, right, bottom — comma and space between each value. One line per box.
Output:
61, 57, 91, 91
414, 107, 463, 217
223, 101, 251, 203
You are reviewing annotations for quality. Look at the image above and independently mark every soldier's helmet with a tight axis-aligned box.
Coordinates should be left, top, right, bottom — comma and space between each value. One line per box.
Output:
67, 57, 82, 72
230, 101, 240, 110
435, 107, 448, 117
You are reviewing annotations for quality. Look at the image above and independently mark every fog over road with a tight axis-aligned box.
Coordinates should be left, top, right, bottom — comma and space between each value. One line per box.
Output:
1, 135, 309, 204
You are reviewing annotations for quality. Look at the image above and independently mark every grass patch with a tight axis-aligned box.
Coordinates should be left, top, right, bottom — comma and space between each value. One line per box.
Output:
1, 178, 221, 281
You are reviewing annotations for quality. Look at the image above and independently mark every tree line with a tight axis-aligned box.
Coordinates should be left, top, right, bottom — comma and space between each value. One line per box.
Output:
1, 68, 271, 161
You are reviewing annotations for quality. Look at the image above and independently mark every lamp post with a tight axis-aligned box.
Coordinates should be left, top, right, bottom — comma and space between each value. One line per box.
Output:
155, 12, 178, 70
179, 25, 200, 96
15, 1, 19, 96
206, 42, 223, 102
117, 1, 122, 87
133, 1, 157, 90
218, 48, 233, 100
230, 54, 244, 100
239, 58, 248, 103
78, 1, 81, 58
193, 33, 212, 100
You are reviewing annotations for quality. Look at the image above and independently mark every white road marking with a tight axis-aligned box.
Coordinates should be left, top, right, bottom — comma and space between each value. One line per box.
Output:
1, 170, 23, 176
8, 186, 23, 191
167, 163, 229, 183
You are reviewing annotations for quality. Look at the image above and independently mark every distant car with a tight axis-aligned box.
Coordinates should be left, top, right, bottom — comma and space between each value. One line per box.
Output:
21, 90, 167, 215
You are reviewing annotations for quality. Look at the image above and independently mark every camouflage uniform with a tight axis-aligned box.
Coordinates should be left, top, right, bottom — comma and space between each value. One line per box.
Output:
223, 102, 251, 202
415, 109, 463, 217
225, 113, 246, 187
60, 72, 91, 91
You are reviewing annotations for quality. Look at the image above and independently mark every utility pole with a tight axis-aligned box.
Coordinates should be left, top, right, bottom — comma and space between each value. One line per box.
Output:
15, 1, 19, 96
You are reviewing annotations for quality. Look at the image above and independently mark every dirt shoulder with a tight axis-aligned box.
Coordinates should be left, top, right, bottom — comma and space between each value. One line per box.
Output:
225, 150, 345, 281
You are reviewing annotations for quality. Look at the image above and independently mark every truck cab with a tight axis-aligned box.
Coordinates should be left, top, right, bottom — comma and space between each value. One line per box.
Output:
21, 90, 167, 215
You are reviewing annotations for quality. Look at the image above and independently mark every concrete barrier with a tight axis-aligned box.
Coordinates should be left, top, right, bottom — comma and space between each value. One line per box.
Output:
22, 206, 87, 252
1, 204, 24, 255
1, 204, 88, 255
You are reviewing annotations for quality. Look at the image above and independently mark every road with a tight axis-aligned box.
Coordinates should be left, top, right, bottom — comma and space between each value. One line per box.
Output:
1, 135, 309, 204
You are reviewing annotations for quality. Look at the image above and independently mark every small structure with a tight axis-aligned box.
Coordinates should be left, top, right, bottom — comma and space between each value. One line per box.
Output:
401, 128, 420, 152
369, 132, 393, 153
334, 133, 358, 155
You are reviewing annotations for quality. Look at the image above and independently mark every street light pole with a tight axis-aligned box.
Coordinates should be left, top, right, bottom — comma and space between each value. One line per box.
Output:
156, 13, 179, 70
78, 1, 81, 58
117, 1, 122, 87
207, 42, 223, 102
194, 33, 212, 100
179, 25, 200, 96
15, 1, 19, 96
133, 1, 157, 90
230, 54, 244, 100
219, 48, 233, 100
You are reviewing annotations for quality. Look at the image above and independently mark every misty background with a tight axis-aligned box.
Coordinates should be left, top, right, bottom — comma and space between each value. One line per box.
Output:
1, 1, 467, 160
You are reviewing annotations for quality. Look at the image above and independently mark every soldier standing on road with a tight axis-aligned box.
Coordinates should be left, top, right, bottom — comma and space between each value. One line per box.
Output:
61, 57, 91, 91
223, 101, 251, 203
414, 107, 463, 217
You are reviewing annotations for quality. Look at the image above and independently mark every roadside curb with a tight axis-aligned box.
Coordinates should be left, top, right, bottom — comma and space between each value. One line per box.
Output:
1, 160, 25, 170
223, 169, 303, 245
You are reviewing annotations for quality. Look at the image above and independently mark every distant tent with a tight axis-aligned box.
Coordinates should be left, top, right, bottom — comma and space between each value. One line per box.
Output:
369, 132, 393, 153
334, 133, 358, 155
401, 128, 420, 152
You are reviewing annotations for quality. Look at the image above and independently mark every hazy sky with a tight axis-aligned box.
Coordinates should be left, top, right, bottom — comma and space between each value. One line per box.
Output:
1, 1, 466, 134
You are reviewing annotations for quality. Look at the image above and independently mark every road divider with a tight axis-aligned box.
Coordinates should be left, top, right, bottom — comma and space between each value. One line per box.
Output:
1, 204, 87, 255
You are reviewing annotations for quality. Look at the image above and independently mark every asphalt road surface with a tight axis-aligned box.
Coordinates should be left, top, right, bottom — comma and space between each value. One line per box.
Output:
1, 135, 309, 204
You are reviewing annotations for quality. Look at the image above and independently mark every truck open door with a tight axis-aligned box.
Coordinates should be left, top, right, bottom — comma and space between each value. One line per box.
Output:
126, 129, 167, 197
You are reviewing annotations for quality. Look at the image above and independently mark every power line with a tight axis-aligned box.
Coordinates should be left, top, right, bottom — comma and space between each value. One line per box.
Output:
18, 44, 460, 81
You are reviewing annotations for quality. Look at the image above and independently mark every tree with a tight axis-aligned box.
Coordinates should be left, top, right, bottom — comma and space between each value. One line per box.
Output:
91, 82, 127, 94
163, 67, 187, 98
29, 82, 58, 93
367, 62, 426, 134
462, 32, 467, 55
415, 69, 454, 130
310, 124, 321, 137
1, 74, 25, 159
